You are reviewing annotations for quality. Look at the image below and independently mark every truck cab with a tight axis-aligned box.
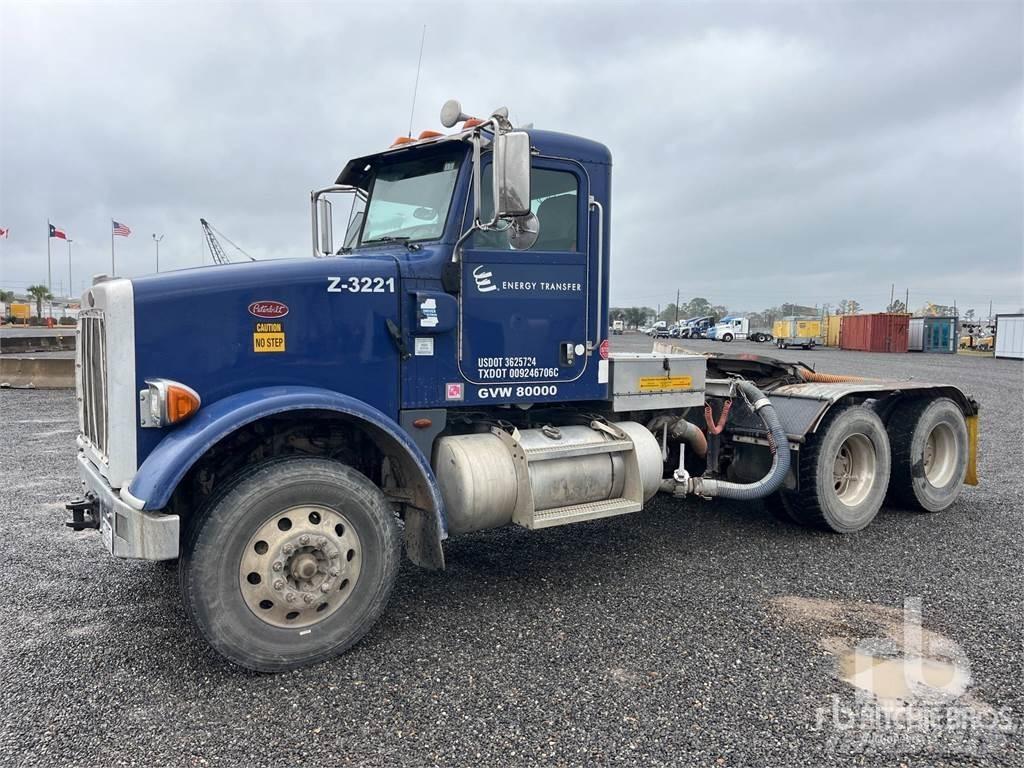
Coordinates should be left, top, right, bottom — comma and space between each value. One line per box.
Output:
67, 99, 979, 671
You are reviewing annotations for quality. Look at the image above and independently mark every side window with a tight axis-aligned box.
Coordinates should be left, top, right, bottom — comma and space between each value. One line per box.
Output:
472, 166, 579, 251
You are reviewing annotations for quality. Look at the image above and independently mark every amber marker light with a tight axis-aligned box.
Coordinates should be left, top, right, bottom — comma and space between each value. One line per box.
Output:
140, 379, 202, 428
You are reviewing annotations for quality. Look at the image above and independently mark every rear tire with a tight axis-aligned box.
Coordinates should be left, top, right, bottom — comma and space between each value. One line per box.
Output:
889, 398, 968, 512
781, 405, 891, 532
180, 457, 401, 672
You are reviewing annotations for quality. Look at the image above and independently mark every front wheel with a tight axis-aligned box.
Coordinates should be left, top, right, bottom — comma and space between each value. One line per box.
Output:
781, 405, 891, 532
889, 398, 968, 512
722, 333, 734, 342
180, 457, 401, 672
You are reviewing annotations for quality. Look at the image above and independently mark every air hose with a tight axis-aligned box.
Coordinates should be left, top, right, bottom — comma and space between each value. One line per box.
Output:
685, 380, 791, 501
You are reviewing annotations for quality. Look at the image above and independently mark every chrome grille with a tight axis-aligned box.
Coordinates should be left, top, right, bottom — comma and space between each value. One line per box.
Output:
79, 312, 109, 457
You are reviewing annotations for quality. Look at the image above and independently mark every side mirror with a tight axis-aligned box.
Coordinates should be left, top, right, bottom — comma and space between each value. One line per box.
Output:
492, 131, 531, 218
317, 198, 333, 255
507, 212, 540, 251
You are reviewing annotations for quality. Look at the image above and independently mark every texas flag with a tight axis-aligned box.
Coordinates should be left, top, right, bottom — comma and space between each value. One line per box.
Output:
0, 227, 8, 239
49, 223, 67, 240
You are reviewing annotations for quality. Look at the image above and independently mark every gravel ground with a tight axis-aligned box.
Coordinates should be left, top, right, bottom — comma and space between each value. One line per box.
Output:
1, 339, 1021, 767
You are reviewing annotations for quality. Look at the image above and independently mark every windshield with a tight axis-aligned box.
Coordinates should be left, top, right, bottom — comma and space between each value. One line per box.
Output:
360, 149, 462, 245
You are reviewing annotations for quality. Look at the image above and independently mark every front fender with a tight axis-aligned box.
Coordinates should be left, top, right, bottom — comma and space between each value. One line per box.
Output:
128, 386, 446, 535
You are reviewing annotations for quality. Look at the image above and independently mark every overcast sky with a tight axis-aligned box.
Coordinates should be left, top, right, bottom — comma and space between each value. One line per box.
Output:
1, 1, 1021, 315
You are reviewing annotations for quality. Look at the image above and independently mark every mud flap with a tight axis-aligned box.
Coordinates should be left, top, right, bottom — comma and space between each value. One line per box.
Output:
965, 414, 979, 486
403, 506, 446, 570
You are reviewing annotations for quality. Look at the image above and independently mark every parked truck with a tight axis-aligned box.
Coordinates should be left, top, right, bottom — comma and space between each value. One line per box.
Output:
66, 99, 979, 671
710, 316, 773, 343
678, 316, 716, 339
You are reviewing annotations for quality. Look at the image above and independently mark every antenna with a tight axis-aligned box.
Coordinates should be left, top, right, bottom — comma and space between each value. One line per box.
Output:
408, 25, 427, 138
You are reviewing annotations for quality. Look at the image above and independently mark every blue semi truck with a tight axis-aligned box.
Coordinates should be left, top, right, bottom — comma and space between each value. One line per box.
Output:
67, 99, 979, 671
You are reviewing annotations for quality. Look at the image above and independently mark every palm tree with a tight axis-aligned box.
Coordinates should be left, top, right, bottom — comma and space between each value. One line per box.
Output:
26, 284, 52, 319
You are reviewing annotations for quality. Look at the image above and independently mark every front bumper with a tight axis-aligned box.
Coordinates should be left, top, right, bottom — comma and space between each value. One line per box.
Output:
75, 453, 180, 560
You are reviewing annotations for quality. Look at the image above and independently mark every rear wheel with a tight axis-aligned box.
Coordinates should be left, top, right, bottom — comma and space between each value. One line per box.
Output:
180, 457, 401, 671
781, 405, 891, 532
889, 398, 968, 512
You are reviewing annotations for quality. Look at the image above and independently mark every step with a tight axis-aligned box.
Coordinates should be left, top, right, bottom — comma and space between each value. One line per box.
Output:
523, 439, 633, 462
528, 497, 642, 529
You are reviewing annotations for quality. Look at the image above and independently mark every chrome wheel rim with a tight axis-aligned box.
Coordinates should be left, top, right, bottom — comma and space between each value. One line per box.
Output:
924, 423, 957, 487
832, 433, 876, 507
239, 505, 362, 629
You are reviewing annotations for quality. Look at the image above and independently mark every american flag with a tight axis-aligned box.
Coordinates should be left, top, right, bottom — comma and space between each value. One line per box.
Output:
112, 220, 131, 237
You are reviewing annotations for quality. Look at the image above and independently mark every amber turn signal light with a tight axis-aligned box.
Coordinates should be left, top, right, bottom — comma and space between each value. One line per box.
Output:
166, 384, 201, 423
141, 379, 202, 428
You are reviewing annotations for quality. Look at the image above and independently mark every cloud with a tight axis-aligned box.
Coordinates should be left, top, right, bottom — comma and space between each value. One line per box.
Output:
1, 1, 1020, 313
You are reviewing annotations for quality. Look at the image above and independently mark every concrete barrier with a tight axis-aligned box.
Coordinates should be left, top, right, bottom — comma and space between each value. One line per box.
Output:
0, 357, 75, 389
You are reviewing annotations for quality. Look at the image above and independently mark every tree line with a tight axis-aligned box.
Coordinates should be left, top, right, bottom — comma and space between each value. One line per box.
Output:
608, 296, 937, 330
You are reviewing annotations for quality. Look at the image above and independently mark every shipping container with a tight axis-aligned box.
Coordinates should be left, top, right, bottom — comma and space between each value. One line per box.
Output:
825, 314, 843, 347
839, 313, 910, 353
909, 316, 957, 353
923, 317, 957, 353
995, 314, 1024, 360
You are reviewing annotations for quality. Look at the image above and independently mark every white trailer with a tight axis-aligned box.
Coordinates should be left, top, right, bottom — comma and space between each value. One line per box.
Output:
995, 314, 1024, 360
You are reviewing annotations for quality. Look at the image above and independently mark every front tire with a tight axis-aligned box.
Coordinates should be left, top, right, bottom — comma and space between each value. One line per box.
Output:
180, 457, 401, 672
781, 405, 891, 532
889, 398, 968, 512
722, 333, 734, 342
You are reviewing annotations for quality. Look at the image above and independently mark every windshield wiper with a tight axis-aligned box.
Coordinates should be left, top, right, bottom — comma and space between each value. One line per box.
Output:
361, 235, 421, 251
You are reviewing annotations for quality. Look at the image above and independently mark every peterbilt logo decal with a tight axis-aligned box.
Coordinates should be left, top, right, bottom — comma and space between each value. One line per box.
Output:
248, 301, 289, 319
472, 265, 498, 293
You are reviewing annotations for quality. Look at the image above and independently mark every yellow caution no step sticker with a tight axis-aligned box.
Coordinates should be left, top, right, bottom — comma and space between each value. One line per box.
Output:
253, 321, 286, 353
638, 375, 693, 392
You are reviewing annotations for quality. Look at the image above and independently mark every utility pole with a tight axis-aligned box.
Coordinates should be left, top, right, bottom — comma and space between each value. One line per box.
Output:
67, 239, 73, 299
988, 300, 993, 323
890, 283, 894, 309
905, 289, 909, 313
152, 233, 164, 273
675, 289, 680, 323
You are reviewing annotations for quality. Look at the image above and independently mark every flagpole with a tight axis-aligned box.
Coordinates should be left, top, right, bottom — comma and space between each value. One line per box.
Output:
47, 218, 52, 292
111, 220, 115, 276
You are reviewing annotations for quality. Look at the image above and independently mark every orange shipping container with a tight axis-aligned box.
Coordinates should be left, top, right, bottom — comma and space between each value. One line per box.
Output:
839, 313, 910, 353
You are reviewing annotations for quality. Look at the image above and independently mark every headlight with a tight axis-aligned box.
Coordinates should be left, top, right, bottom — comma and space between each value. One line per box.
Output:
139, 379, 201, 428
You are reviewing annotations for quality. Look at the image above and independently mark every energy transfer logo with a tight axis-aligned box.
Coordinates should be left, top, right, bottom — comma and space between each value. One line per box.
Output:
472, 265, 498, 293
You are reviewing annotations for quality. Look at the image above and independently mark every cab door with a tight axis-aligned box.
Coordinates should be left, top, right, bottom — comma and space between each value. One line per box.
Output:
458, 160, 590, 389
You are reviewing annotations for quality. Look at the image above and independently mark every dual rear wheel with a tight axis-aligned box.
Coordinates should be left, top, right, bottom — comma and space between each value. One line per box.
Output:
771, 398, 968, 532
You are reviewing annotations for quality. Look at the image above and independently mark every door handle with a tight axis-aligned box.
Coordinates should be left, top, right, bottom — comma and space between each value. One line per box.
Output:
560, 342, 575, 366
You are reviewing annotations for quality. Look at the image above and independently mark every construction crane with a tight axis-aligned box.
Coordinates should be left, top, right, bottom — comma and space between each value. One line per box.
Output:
200, 218, 256, 265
